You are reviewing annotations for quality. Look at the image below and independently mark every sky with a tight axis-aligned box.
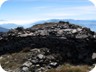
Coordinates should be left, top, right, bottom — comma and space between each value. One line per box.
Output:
0, 0, 96, 25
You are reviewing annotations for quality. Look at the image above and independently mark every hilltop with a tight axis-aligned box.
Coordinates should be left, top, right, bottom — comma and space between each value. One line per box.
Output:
0, 21, 96, 72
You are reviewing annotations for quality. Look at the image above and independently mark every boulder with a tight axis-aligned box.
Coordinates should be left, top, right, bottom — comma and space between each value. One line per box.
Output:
37, 54, 45, 60
22, 61, 32, 67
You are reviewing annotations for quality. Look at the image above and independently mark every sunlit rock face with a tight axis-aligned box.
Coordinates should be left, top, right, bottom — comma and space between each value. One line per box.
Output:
0, 21, 96, 66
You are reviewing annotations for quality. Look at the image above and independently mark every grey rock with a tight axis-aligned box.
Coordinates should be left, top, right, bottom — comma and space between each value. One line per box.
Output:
92, 53, 96, 59
93, 35, 96, 38
77, 28, 82, 31
71, 29, 77, 33
21, 67, 29, 72
76, 34, 88, 38
46, 55, 55, 60
37, 54, 45, 60
35, 67, 45, 72
22, 61, 32, 67
49, 62, 58, 67
31, 59, 39, 64
57, 30, 64, 35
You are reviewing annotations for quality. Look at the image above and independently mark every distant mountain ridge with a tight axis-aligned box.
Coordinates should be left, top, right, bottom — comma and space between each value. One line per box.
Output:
0, 26, 9, 32
0, 23, 21, 29
0, 19, 96, 32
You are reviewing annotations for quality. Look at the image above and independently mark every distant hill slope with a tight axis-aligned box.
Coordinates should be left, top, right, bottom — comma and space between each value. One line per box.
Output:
0, 23, 21, 29
0, 26, 9, 32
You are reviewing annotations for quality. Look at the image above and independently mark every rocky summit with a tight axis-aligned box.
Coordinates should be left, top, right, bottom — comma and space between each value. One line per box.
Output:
0, 21, 96, 72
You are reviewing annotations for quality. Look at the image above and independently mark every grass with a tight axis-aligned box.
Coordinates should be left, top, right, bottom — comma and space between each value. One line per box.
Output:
0, 51, 31, 70
47, 63, 92, 72
0, 49, 94, 72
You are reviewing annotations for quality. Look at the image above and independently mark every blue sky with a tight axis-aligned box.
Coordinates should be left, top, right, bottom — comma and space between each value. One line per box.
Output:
0, 0, 96, 25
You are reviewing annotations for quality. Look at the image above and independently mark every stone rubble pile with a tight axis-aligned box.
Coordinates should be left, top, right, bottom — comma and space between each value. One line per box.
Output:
0, 21, 96, 71
11, 48, 60, 72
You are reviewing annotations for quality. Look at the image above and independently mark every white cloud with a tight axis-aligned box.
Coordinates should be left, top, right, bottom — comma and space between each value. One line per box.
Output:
1, 5, 96, 25
89, 0, 96, 6
0, 19, 49, 25
50, 6, 96, 15
0, 0, 7, 8
29, 5, 96, 19
44, 13, 76, 17
0, 20, 35, 25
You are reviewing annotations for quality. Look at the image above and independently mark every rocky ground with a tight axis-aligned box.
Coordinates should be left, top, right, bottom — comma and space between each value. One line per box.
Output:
0, 48, 93, 72
0, 21, 96, 72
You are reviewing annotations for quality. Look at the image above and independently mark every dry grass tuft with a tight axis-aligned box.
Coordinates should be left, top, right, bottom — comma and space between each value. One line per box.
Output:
47, 64, 91, 72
